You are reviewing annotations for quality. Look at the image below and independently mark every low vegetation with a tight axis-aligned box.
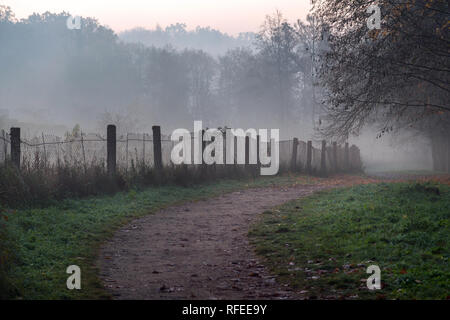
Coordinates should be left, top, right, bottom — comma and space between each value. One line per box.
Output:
0, 160, 259, 208
250, 182, 450, 299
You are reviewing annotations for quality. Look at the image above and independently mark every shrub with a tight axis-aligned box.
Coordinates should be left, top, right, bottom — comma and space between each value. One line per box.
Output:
0, 161, 252, 208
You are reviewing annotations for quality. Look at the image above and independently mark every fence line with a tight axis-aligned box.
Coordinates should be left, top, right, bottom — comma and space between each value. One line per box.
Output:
0, 125, 362, 175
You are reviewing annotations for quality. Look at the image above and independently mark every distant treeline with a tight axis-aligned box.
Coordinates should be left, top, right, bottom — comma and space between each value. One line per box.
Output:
119, 24, 256, 57
0, 6, 319, 139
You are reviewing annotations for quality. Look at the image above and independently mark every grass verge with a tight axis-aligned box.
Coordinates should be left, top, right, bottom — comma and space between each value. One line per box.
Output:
1, 173, 316, 299
249, 182, 450, 300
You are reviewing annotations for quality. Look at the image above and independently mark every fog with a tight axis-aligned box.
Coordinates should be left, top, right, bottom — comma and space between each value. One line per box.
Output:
352, 129, 433, 173
0, 6, 442, 172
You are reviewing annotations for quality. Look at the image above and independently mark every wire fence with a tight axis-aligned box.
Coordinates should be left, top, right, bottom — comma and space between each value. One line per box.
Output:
0, 127, 362, 173
0, 129, 10, 164
1, 131, 173, 169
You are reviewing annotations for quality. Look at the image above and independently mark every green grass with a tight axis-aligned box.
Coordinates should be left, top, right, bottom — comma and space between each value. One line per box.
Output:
0, 173, 315, 300
366, 169, 447, 176
249, 182, 450, 300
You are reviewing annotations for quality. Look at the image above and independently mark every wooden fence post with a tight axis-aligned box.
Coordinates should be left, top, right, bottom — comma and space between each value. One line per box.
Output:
245, 135, 250, 172
321, 140, 327, 176
355, 146, 362, 171
333, 141, 338, 173
212, 134, 217, 177
349, 144, 362, 172
80, 132, 86, 174
142, 133, 146, 165
223, 131, 226, 168
345, 142, 349, 172
41, 133, 47, 167
10, 127, 20, 168
447, 135, 450, 173
125, 133, 129, 173
349, 145, 354, 171
306, 140, 312, 174
256, 135, 261, 175
291, 138, 299, 171
233, 135, 238, 173
152, 126, 162, 171
107, 125, 116, 176
2, 129, 7, 165
201, 129, 207, 176
56, 136, 61, 168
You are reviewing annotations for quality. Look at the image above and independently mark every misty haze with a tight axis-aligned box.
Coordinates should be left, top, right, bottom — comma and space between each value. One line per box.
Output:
0, 0, 448, 304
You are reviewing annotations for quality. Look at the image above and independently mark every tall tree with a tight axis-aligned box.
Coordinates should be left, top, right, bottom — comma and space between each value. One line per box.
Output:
314, 0, 449, 138
256, 11, 303, 129
314, 0, 449, 170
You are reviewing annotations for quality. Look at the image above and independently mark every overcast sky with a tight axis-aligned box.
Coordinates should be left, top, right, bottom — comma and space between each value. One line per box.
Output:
3, 0, 311, 35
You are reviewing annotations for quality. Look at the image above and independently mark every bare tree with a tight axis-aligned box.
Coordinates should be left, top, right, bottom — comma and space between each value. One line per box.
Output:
313, 0, 449, 141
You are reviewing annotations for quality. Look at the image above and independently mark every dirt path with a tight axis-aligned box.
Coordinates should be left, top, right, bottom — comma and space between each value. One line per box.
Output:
98, 183, 330, 300
98, 173, 448, 300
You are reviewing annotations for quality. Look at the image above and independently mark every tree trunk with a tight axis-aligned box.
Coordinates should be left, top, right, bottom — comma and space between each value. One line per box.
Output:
431, 134, 448, 172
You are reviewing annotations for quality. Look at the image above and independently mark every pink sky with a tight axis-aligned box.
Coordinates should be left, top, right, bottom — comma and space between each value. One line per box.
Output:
3, 0, 311, 35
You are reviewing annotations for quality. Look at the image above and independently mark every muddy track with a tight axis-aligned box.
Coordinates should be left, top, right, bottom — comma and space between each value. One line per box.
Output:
97, 183, 330, 300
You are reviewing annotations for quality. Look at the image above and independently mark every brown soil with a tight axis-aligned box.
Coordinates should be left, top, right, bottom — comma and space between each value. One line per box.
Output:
97, 182, 331, 300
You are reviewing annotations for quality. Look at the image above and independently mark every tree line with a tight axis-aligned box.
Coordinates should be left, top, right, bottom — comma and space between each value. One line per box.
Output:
0, 6, 320, 139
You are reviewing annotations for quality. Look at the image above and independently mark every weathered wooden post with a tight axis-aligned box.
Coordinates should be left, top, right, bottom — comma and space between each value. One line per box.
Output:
291, 138, 299, 171
245, 135, 250, 172
223, 130, 226, 168
256, 135, 261, 175
306, 140, 312, 174
107, 125, 116, 176
355, 146, 362, 171
1, 129, 7, 165
349, 144, 362, 171
80, 132, 86, 174
10, 127, 21, 169
333, 141, 338, 173
142, 133, 146, 165
211, 134, 217, 177
125, 133, 129, 173
349, 145, 354, 171
320, 140, 327, 176
233, 135, 238, 174
152, 126, 162, 171
444, 135, 450, 173
201, 129, 207, 176
447, 136, 450, 173
345, 142, 349, 172
41, 133, 48, 167
56, 136, 61, 168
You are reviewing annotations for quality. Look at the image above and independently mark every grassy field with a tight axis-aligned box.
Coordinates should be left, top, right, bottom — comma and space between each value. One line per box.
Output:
250, 182, 450, 300
0, 174, 316, 300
